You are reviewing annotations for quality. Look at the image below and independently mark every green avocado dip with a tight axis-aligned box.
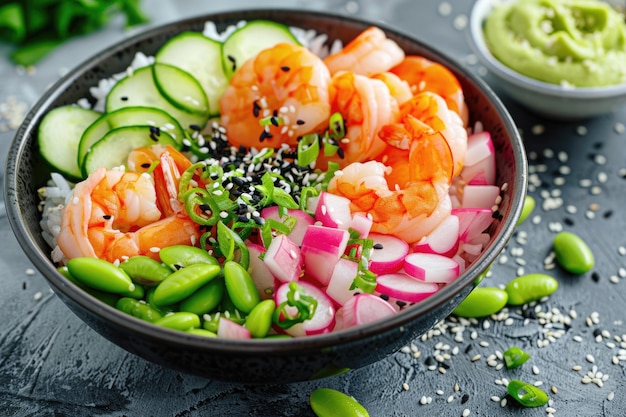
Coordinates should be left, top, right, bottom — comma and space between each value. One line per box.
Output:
484, 0, 626, 87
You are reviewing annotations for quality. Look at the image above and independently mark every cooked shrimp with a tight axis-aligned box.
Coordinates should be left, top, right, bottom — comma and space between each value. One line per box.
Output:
320, 71, 399, 168
219, 42, 331, 149
378, 92, 467, 178
324, 27, 405, 77
371, 72, 413, 106
327, 160, 451, 243
56, 167, 200, 262
390, 56, 469, 126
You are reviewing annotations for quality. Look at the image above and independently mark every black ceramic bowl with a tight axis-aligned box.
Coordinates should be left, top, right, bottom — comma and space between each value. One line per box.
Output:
4, 9, 527, 383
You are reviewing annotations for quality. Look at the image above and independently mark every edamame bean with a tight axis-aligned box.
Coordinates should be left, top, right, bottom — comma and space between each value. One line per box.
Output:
553, 231, 594, 274
452, 287, 508, 318
159, 245, 219, 271
223, 260, 260, 314
66, 257, 135, 295
119, 283, 145, 299
152, 263, 221, 306
505, 273, 558, 305
517, 195, 535, 226
244, 299, 275, 338
153, 312, 201, 331
186, 328, 217, 338
58, 266, 120, 307
507, 379, 549, 407
310, 388, 369, 417
116, 297, 163, 322
119, 256, 172, 286
179, 278, 225, 315
146, 287, 175, 316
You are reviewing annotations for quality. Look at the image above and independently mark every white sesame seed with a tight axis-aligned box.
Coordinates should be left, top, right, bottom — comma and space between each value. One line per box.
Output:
608, 391, 615, 401
402, 382, 410, 391
33, 291, 43, 301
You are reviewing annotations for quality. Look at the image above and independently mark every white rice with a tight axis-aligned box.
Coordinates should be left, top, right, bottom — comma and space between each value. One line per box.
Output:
38, 173, 73, 263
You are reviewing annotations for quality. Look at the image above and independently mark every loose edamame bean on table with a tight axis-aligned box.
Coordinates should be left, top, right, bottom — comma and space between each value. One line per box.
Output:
310, 388, 369, 417
505, 273, 558, 306
452, 287, 508, 318
553, 231, 595, 274
517, 194, 536, 226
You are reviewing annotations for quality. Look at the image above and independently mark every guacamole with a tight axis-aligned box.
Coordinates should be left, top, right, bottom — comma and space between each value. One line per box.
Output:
484, 0, 626, 87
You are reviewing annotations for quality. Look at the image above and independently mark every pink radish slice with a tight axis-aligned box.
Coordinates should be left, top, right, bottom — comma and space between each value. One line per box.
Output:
314, 191, 353, 229
248, 243, 276, 299
274, 281, 335, 336
368, 233, 410, 275
461, 131, 496, 185
461, 184, 500, 209
325, 258, 360, 305
413, 215, 460, 257
260, 206, 314, 246
350, 212, 373, 238
263, 234, 303, 283
217, 318, 251, 339
341, 293, 396, 327
404, 253, 460, 284
375, 272, 440, 303
452, 208, 495, 243
301, 225, 349, 286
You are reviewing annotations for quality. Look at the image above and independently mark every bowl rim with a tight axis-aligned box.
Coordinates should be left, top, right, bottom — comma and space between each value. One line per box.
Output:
468, 0, 626, 99
4, 8, 528, 355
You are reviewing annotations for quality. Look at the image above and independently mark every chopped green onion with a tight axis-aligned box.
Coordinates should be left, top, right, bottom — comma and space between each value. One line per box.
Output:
321, 161, 340, 190
299, 186, 319, 212
252, 147, 274, 165
503, 346, 530, 369
273, 282, 318, 329
328, 112, 346, 140
216, 221, 250, 270
259, 115, 284, 126
297, 133, 320, 167
507, 380, 549, 407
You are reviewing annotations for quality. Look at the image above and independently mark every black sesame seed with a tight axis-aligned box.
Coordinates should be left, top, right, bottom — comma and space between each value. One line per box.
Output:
464, 344, 473, 354
189, 124, 201, 131
591, 271, 600, 282
238, 215, 249, 223
199, 204, 211, 212
103, 215, 112, 220
141, 163, 151, 168
121, 96, 128, 101
149, 126, 161, 136
396, 300, 407, 308
174, 264, 183, 270
22, 282, 27, 290
259, 130, 273, 142
270, 116, 279, 127
227, 55, 236, 71
379, 294, 390, 301
461, 394, 469, 404
603, 210, 613, 219
563, 218, 574, 226
253, 101, 261, 118
373, 243, 384, 250
337, 147, 345, 159
280, 65, 290, 72
593, 328, 603, 338
296, 119, 305, 125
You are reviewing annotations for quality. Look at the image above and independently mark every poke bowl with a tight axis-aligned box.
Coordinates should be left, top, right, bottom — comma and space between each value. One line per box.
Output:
4, 9, 527, 383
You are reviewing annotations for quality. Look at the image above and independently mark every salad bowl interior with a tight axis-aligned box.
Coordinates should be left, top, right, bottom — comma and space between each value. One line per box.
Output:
4, 9, 527, 383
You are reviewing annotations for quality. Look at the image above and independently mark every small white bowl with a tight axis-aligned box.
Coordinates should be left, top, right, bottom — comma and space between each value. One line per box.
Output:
469, 0, 626, 120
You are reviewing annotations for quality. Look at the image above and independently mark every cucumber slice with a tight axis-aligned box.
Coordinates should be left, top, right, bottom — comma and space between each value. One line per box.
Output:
82, 125, 176, 176
152, 63, 209, 116
221, 20, 300, 79
155, 32, 228, 118
105, 65, 208, 132
38, 105, 101, 180
78, 106, 185, 171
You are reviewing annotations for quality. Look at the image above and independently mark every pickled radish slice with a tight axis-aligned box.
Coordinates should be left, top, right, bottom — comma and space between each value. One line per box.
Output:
274, 281, 335, 336
217, 318, 251, 339
453, 207, 495, 243
461, 184, 500, 209
263, 234, 302, 283
376, 272, 440, 303
368, 232, 409, 274
341, 293, 396, 327
404, 252, 460, 283
413, 214, 460, 257
301, 225, 350, 286
350, 212, 373, 238
326, 258, 360, 305
461, 131, 496, 185
260, 206, 314, 246
314, 191, 353, 229
248, 243, 276, 300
